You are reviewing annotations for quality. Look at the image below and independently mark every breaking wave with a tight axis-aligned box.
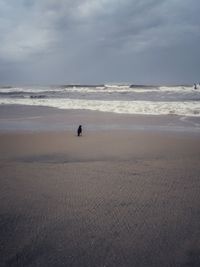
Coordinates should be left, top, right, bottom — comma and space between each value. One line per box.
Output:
1, 98, 200, 116
1, 84, 200, 116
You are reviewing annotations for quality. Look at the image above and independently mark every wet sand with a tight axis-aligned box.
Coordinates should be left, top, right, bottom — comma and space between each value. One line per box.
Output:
1, 106, 200, 267
1, 104, 200, 133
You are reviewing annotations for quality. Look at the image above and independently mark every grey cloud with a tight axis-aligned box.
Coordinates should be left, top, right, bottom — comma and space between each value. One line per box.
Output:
0, 0, 199, 84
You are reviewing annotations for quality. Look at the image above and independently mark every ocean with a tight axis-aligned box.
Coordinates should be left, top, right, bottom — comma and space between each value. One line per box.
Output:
0, 84, 200, 116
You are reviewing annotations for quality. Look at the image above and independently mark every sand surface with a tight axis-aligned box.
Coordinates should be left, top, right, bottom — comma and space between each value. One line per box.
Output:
1, 106, 200, 267
1, 104, 200, 133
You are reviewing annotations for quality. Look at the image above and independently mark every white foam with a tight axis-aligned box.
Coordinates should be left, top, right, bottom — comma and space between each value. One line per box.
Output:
60, 85, 195, 93
0, 86, 55, 93
1, 85, 197, 94
1, 98, 200, 117
158, 86, 194, 92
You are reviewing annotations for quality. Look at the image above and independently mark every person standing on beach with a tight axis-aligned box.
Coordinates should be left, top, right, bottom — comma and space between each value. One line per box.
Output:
77, 125, 82, 136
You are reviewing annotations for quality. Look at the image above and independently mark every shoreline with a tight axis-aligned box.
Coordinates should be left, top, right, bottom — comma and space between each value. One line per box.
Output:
0, 104, 200, 134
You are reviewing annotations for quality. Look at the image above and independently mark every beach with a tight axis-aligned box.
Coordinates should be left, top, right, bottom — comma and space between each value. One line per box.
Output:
1, 105, 200, 266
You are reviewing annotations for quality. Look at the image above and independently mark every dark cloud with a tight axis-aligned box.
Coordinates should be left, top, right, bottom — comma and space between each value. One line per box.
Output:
0, 0, 199, 85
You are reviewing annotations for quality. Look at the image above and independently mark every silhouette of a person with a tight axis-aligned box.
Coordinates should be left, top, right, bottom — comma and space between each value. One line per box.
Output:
77, 125, 82, 136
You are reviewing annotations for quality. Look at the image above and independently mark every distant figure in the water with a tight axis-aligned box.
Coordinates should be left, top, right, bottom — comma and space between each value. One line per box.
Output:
194, 83, 197, 90
77, 125, 82, 136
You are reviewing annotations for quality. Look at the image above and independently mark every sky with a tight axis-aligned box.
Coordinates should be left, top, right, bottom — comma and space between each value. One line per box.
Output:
0, 0, 199, 85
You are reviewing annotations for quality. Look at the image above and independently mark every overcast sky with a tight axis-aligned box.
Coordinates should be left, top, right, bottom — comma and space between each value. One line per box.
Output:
0, 0, 199, 85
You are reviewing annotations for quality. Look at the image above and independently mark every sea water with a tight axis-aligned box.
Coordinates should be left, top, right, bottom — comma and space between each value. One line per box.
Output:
0, 84, 200, 116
